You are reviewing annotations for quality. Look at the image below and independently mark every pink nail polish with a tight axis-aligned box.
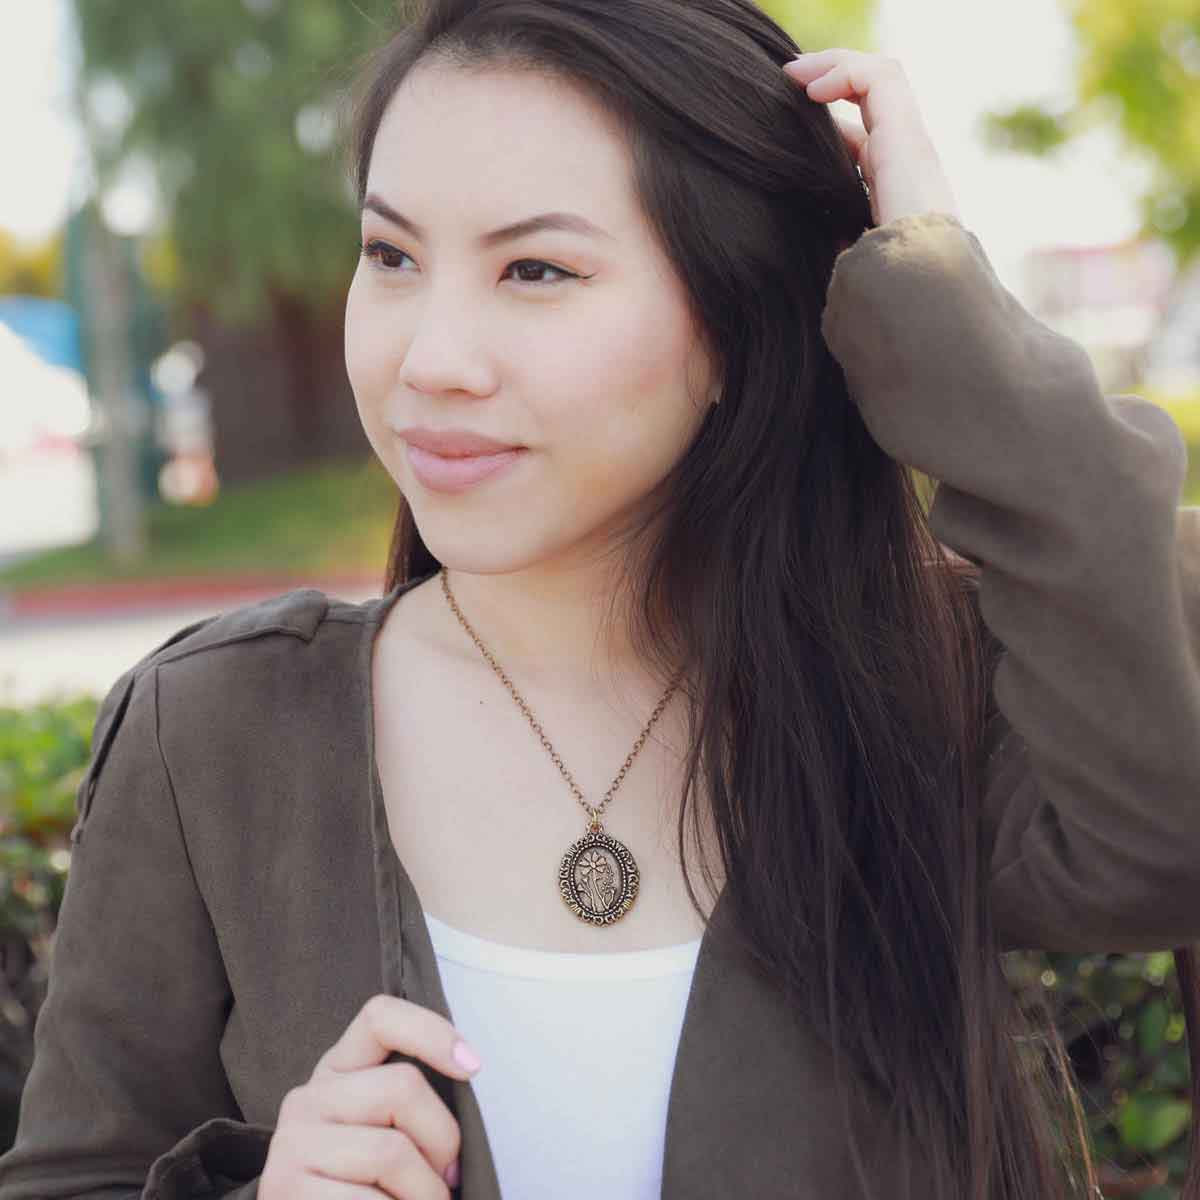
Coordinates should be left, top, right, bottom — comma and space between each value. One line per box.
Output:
453, 1038, 483, 1072
444, 1157, 461, 1187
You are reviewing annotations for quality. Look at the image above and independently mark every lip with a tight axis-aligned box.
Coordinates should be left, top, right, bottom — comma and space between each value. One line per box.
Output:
396, 426, 524, 456
404, 442, 527, 494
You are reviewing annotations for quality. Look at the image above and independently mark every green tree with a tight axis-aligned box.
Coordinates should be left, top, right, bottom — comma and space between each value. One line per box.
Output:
981, 0, 1200, 265
72, 0, 396, 324
70, 0, 398, 481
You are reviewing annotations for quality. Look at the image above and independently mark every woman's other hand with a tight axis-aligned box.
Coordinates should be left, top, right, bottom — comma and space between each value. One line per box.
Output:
783, 48, 960, 228
259, 993, 483, 1198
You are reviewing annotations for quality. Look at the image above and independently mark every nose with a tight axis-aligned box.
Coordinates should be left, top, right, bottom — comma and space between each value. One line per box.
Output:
395, 293, 496, 400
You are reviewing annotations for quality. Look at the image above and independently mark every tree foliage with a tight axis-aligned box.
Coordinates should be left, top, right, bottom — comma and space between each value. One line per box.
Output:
757, 0, 873, 59
981, 0, 1200, 264
71, 0, 398, 326
0, 229, 63, 298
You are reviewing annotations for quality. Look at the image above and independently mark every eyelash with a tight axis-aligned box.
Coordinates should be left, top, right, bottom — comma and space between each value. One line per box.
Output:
359, 239, 583, 286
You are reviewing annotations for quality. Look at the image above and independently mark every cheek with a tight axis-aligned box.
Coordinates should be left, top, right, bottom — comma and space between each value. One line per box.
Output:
344, 279, 378, 388
550, 294, 701, 482
344, 281, 397, 436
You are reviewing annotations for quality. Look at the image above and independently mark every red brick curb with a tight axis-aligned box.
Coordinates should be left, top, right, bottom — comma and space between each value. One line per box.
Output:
0, 570, 385, 620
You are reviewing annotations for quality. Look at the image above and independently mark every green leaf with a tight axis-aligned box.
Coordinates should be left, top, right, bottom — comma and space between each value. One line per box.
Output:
1117, 1094, 1191, 1153
1138, 997, 1169, 1057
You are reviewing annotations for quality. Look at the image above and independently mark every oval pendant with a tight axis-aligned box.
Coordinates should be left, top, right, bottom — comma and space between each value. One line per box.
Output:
559, 826, 640, 925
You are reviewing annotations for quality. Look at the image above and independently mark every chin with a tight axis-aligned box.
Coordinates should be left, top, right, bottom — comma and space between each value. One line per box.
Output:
411, 532, 549, 578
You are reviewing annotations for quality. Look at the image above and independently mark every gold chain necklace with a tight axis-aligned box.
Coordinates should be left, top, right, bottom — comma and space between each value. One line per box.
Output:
439, 565, 681, 926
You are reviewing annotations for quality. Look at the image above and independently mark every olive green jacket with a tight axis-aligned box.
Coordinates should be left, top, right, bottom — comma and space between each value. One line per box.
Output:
2, 212, 1198, 1199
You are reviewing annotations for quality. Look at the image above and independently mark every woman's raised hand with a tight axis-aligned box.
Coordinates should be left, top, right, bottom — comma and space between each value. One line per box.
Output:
259, 993, 482, 1198
783, 48, 960, 228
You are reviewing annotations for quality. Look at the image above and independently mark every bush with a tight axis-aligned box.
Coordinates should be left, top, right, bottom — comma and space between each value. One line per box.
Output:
0, 694, 97, 1151
1005, 949, 1192, 1196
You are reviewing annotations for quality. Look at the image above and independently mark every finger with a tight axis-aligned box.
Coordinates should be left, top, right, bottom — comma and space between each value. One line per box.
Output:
831, 112, 868, 159
285, 1174, 395, 1200
782, 48, 856, 76
788, 55, 906, 136
288, 1182, 395, 1200
781, 48, 867, 87
297, 1183, 389, 1199
292, 1122, 451, 1200
799, 63, 869, 105
314, 994, 483, 1082
293, 1062, 462, 1183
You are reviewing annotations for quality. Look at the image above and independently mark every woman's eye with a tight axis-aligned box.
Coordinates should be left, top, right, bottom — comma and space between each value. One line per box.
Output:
358, 239, 578, 286
360, 240, 412, 273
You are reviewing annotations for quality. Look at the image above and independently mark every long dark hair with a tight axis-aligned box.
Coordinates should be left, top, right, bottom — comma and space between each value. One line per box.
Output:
339, 2, 1200, 1195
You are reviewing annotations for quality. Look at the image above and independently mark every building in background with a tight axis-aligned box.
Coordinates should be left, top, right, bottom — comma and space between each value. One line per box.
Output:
1139, 255, 1200, 400
1021, 235, 1179, 395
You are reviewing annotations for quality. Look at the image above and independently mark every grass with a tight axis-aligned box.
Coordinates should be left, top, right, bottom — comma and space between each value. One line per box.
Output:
1145, 390, 1200, 444
1140, 389, 1200, 505
0, 454, 398, 591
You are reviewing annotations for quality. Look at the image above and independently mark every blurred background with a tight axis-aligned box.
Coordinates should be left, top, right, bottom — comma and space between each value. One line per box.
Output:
2, 0, 1199, 704
2, 1, 1200, 1194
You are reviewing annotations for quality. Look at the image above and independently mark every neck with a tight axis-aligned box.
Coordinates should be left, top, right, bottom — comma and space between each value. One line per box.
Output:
436, 560, 670, 702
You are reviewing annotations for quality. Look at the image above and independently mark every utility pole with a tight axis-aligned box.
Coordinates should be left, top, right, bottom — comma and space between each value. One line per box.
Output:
78, 205, 147, 565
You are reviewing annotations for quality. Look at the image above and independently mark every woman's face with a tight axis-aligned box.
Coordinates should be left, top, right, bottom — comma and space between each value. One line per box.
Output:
345, 61, 720, 576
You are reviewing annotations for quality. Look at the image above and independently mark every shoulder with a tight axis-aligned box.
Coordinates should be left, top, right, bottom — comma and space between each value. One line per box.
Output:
143, 587, 349, 665
112, 585, 384, 681
70, 586, 387, 843
79, 588, 383, 797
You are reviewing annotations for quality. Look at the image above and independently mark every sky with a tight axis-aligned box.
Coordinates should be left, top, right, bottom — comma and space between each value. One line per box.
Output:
0, 0, 1155, 296
2, 3, 87, 245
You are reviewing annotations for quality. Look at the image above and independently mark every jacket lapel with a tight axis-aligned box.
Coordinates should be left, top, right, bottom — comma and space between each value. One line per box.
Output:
364, 579, 506, 1199
391, 854, 505, 1199
660, 887, 900, 1198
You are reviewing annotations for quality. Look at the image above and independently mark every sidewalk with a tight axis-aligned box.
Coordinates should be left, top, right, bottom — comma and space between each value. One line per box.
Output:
0, 569, 389, 706
0, 568, 385, 620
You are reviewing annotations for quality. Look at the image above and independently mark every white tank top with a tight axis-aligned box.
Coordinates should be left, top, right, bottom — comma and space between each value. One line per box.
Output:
422, 911, 703, 1199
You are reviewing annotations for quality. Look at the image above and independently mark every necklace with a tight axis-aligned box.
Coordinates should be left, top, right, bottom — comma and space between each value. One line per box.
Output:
439, 565, 681, 926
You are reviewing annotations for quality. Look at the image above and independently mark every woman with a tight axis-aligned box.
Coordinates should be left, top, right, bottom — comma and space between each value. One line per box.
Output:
3, 1, 1198, 1197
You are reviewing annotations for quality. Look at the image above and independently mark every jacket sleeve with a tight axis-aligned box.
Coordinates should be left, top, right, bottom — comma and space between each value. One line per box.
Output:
819, 210, 1200, 953
0, 657, 273, 1198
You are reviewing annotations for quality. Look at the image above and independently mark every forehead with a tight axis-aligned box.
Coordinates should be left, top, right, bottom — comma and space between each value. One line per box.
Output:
366, 62, 640, 238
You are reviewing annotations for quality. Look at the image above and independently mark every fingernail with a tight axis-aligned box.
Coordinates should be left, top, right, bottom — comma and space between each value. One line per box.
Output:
444, 1157, 461, 1187
453, 1038, 483, 1072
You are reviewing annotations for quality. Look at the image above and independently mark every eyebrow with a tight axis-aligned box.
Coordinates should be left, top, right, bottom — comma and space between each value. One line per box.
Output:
362, 192, 614, 249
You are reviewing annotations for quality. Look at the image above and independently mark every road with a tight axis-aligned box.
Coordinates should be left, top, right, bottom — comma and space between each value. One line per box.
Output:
1, 583, 380, 708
